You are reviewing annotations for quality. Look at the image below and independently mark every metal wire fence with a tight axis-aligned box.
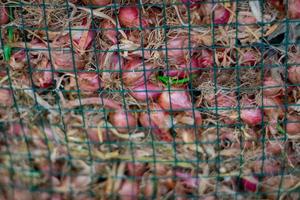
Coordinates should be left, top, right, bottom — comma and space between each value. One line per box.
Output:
0, 0, 300, 199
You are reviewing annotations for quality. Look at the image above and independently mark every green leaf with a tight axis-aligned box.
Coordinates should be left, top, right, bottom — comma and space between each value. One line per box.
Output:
4, 45, 12, 61
8, 6, 14, 42
276, 124, 286, 135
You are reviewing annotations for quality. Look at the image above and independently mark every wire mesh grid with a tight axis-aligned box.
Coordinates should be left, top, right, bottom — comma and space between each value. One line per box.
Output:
0, 0, 299, 199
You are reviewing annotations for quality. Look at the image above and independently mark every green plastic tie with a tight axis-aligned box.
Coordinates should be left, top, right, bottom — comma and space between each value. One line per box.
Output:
158, 75, 195, 86
4, 6, 14, 61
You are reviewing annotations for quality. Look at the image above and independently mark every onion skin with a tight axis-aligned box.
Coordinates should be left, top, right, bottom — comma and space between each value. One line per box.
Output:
101, 19, 117, 44
129, 82, 162, 102
9, 50, 27, 70
0, 6, 9, 25
72, 26, 95, 52
176, 110, 202, 127
288, 61, 300, 84
197, 49, 214, 70
122, 59, 154, 86
82, 0, 111, 6
139, 103, 172, 141
0, 89, 13, 107
166, 37, 194, 65
261, 96, 284, 120
118, 180, 139, 200
241, 108, 262, 126
286, 115, 300, 135
241, 98, 262, 126
163, 57, 199, 78
268, 0, 285, 11
158, 88, 192, 111
119, 7, 148, 28
127, 162, 146, 177
109, 110, 137, 133
207, 92, 237, 108
176, 171, 199, 189
263, 77, 282, 97
242, 176, 258, 192
213, 5, 230, 25
32, 60, 55, 88
288, 0, 300, 19
77, 72, 101, 92
100, 52, 124, 83
253, 159, 281, 175
266, 141, 284, 155
51, 49, 86, 70
261, 96, 284, 134
240, 51, 258, 66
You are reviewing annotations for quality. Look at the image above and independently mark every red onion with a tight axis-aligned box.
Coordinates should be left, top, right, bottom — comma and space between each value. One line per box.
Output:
32, 59, 55, 88
176, 171, 199, 189
286, 114, 300, 135
253, 159, 280, 175
82, 0, 111, 6
0, 6, 9, 25
288, 66, 300, 84
268, 0, 285, 11
261, 96, 284, 134
86, 117, 112, 143
77, 72, 101, 92
127, 162, 146, 177
241, 98, 262, 126
0, 89, 13, 107
288, 0, 300, 19
241, 108, 262, 126
100, 52, 124, 82
197, 49, 214, 70
122, 59, 154, 86
51, 48, 86, 70
158, 88, 192, 111
261, 96, 284, 120
101, 19, 117, 44
72, 24, 95, 52
139, 103, 172, 141
119, 7, 148, 28
7, 123, 28, 137
165, 37, 195, 65
242, 176, 258, 192
66, 97, 121, 110
207, 92, 237, 108
129, 81, 162, 102
266, 141, 284, 155
109, 110, 137, 133
213, 5, 230, 25
176, 110, 202, 127
118, 180, 139, 200
240, 51, 258, 66
263, 77, 283, 97
163, 57, 199, 78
